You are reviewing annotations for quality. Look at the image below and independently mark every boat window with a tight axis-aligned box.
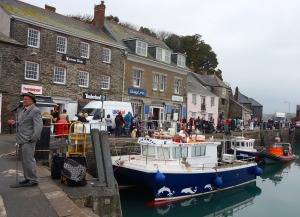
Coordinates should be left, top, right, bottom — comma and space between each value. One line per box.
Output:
157, 147, 170, 160
191, 146, 206, 157
141, 145, 155, 157
241, 142, 245, 147
172, 147, 188, 159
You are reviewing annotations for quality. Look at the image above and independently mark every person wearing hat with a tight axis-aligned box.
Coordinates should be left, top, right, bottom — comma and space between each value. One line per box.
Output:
7, 92, 43, 188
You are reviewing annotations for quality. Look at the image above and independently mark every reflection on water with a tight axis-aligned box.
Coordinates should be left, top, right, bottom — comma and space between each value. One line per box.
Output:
259, 162, 293, 185
120, 181, 261, 217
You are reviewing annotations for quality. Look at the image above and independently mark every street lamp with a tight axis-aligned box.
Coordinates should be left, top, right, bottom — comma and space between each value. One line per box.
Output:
284, 101, 290, 113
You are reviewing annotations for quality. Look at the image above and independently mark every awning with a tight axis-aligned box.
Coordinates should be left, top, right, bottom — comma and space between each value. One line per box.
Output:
20, 95, 56, 107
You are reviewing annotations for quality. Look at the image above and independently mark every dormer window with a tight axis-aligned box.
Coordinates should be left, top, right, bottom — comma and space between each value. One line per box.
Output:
156, 48, 171, 63
177, 55, 186, 67
136, 40, 147, 56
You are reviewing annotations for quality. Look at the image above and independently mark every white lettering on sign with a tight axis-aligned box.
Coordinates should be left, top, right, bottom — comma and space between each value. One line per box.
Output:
21, 84, 42, 94
172, 95, 183, 102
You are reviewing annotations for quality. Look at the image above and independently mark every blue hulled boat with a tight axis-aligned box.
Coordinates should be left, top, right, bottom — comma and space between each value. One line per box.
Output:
112, 136, 262, 204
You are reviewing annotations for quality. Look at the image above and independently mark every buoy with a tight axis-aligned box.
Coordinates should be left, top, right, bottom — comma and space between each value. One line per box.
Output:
255, 167, 263, 176
154, 170, 165, 184
213, 176, 222, 188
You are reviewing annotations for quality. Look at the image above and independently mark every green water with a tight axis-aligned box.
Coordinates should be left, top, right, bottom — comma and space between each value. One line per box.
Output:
120, 142, 300, 217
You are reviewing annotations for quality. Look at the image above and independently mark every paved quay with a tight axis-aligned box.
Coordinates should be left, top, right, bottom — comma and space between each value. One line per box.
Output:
0, 134, 98, 217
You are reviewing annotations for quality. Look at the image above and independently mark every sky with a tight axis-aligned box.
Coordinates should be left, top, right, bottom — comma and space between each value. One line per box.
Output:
20, 0, 300, 114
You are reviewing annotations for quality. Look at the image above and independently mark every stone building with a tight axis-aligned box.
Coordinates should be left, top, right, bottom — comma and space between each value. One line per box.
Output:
105, 20, 190, 124
229, 98, 252, 123
233, 86, 263, 121
0, 0, 126, 133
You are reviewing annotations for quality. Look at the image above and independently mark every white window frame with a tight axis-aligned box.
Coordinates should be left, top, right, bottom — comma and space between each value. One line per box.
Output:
103, 48, 111, 63
159, 75, 166, 92
80, 42, 90, 58
133, 69, 142, 87
192, 94, 196, 104
174, 79, 181, 94
53, 66, 66, 84
177, 55, 186, 67
56, 36, 67, 53
27, 28, 40, 48
78, 71, 89, 87
221, 88, 227, 98
136, 40, 147, 56
156, 48, 171, 63
100, 75, 110, 90
25, 61, 39, 81
156, 48, 163, 61
152, 74, 159, 90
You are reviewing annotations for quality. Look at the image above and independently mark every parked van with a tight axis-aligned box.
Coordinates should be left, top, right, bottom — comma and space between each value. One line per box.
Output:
72, 101, 133, 129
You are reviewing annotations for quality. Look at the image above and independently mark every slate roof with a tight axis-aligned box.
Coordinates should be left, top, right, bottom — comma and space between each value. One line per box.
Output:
0, 32, 24, 46
248, 98, 263, 107
105, 20, 170, 50
0, 0, 122, 48
189, 72, 208, 86
187, 73, 217, 97
238, 92, 251, 104
201, 74, 229, 88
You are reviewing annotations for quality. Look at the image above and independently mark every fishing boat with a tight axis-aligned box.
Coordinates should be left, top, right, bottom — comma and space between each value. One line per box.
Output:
262, 142, 295, 164
225, 136, 265, 162
112, 135, 262, 203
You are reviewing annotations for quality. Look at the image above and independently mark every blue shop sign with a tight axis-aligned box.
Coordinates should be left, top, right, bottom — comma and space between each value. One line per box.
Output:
128, 88, 146, 97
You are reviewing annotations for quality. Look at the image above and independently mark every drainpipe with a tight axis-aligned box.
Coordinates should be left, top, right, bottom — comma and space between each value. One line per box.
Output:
122, 50, 127, 102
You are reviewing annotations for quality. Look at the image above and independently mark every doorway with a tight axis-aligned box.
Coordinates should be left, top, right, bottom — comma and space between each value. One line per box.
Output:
151, 106, 164, 128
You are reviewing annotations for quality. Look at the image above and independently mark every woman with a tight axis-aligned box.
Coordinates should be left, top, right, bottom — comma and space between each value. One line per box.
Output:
105, 114, 112, 135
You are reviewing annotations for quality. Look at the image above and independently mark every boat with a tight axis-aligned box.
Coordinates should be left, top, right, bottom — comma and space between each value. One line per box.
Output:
112, 135, 262, 203
260, 161, 293, 185
261, 142, 295, 164
224, 136, 265, 162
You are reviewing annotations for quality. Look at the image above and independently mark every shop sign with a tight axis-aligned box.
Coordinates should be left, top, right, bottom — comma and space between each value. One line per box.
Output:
83, 92, 105, 101
21, 84, 42, 95
172, 95, 183, 102
128, 88, 146, 97
62, 54, 86, 65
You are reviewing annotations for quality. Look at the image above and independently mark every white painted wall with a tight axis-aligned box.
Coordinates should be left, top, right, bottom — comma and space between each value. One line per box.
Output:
187, 92, 219, 126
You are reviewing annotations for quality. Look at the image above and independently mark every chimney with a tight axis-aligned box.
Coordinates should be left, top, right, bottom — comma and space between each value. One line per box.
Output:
45, 4, 56, 12
94, 1, 106, 30
234, 86, 239, 101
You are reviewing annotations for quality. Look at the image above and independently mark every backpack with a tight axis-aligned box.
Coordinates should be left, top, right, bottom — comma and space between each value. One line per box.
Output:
115, 115, 121, 125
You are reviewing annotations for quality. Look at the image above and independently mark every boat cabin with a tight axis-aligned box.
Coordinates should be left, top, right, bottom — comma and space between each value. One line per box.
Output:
230, 137, 255, 150
269, 142, 292, 156
137, 137, 220, 165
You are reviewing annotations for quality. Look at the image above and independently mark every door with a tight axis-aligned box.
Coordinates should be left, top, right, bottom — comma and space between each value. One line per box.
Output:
150, 106, 165, 128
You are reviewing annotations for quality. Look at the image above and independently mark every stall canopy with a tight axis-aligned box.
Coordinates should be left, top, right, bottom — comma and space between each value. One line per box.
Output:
20, 95, 56, 107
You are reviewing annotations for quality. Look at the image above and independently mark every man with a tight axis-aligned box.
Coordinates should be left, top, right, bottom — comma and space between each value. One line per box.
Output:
8, 92, 43, 188
115, 112, 124, 137
124, 111, 132, 136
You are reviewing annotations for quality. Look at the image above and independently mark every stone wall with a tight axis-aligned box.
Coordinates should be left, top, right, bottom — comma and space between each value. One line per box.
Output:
1, 20, 125, 133
213, 86, 230, 118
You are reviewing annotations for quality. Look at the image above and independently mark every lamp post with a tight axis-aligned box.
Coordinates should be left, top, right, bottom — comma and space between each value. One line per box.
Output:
284, 101, 290, 113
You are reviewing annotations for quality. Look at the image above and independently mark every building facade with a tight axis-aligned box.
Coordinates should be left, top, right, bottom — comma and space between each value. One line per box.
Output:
0, 0, 126, 132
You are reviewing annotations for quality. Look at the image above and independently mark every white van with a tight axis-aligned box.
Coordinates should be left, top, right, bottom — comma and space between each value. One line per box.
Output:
72, 101, 133, 129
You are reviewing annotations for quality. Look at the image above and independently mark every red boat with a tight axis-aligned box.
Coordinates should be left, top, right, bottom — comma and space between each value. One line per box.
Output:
262, 141, 295, 164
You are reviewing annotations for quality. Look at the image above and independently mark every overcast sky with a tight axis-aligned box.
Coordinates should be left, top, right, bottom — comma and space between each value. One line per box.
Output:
21, 0, 300, 114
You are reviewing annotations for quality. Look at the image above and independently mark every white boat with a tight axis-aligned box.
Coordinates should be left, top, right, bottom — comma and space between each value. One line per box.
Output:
112, 136, 262, 204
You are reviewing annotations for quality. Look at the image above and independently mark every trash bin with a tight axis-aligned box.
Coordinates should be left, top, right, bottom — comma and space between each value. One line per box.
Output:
35, 117, 51, 162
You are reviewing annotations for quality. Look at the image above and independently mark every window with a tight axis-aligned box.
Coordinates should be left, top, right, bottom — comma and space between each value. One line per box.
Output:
56, 36, 67, 53
27, 28, 40, 48
152, 74, 159, 90
133, 69, 142, 87
80, 42, 90, 58
174, 79, 181, 94
159, 75, 166, 91
191, 146, 206, 157
191, 112, 196, 118
100, 75, 110, 90
221, 88, 227, 98
157, 147, 170, 160
192, 94, 196, 104
136, 40, 147, 56
156, 48, 171, 63
172, 147, 188, 159
25, 61, 39, 80
53, 67, 66, 84
177, 55, 186, 67
211, 97, 215, 106
78, 71, 89, 87
103, 48, 111, 63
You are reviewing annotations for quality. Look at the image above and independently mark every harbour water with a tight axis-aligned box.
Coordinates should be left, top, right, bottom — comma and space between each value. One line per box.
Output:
120, 141, 300, 217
